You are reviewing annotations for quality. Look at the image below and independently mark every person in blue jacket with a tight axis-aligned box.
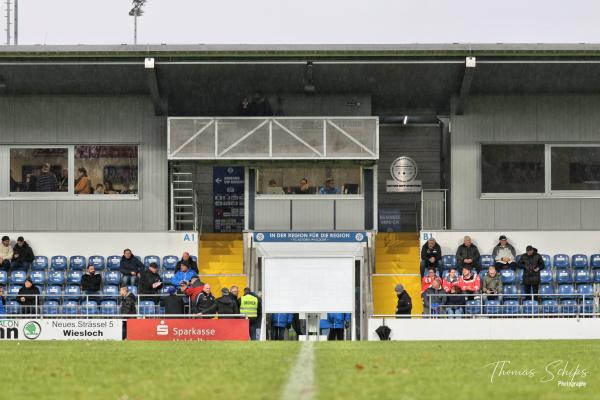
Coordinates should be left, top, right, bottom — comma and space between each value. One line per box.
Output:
0, 286, 5, 316
171, 263, 196, 287
270, 313, 293, 341
327, 313, 350, 341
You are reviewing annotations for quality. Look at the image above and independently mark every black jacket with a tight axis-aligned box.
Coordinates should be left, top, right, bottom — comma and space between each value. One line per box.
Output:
12, 242, 34, 263
162, 294, 185, 315
519, 250, 545, 285
18, 285, 40, 306
139, 270, 163, 295
119, 255, 144, 276
456, 244, 481, 267
228, 293, 241, 309
216, 295, 239, 318
195, 292, 217, 315
422, 287, 447, 311
177, 258, 198, 273
446, 294, 467, 307
395, 291, 412, 315
421, 243, 442, 262
81, 273, 102, 292
120, 293, 137, 315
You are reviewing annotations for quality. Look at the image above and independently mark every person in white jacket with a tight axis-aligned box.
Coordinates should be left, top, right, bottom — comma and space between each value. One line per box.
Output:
0, 236, 13, 271
492, 235, 517, 270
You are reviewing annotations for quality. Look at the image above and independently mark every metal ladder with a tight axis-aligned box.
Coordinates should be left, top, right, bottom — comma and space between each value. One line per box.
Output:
170, 163, 197, 231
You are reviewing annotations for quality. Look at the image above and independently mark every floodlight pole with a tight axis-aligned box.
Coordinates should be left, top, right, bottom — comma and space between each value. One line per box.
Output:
133, 13, 138, 45
5, 0, 11, 45
13, 0, 17, 45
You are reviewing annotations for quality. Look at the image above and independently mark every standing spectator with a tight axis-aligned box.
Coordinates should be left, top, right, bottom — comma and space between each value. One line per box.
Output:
74, 167, 92, 194
162, 286, 184, 315
81, 265, 102, 303
0, 236, 13, 271
456, 236, 481, 272
36, 163, 58, 192
492, 235, 517, 270
458, 267, 481, 299
394, 284, 412, 317
139, 262, 163, 303
240, 288, 261, 340
446, 286, 466, 318
442, 267, 460, 293
216, 287, 239, 318
172, 263, 195, 286
195, 284, 217, 316
119, 249, 143, 286
180, 275, 204, 307
17, 278, 40, 315
229, 285, 241, 309
420, 238, 442, 276
327, 313, 350, 341
11, 236, 34, 271
271, 313, 293, 341
519, 245, 545, 302
119, 286, 137, 315
177, 252, 198, 273
482, 265, 503, 301
421, 267, 442, 293
422, 279, 447, 315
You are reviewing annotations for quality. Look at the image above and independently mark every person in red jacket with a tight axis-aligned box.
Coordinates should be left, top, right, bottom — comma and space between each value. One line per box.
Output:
442, 267, 460, 293
179, 275, 204, 313
421, 267, 442, 293
458, 267, 481, 299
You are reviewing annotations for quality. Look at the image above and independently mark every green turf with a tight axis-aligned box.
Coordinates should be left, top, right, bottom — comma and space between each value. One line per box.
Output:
0, 340, 598, 400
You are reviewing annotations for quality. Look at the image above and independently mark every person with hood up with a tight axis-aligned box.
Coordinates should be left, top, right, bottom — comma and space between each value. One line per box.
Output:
271, 313, 293, 340
420, 237, 442, 276
11, 236, 34, 271
442, 267, 460, 293
17, 278, 40, 314
119, 248, 144, 286
492, 235, 517, 270
519, 245, 545, 302
394, 284, 412, 317
162, 285, 184, 315
422, 279, 447, 315
216, 287, 239, 318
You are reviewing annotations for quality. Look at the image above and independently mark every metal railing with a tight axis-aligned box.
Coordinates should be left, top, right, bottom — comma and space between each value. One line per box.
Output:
421, 189, 448, 230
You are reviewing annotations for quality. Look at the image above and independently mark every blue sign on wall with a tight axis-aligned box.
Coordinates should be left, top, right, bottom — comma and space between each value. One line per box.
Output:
378, 208, 402, 232
213, 167, 244, 233
253, 232, 367, 243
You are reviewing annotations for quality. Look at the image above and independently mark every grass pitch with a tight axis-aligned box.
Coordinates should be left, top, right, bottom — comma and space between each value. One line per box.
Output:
0, 340, 598, 400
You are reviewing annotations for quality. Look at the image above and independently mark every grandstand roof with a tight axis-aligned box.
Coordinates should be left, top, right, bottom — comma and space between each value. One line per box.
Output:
1, 44, 600, 115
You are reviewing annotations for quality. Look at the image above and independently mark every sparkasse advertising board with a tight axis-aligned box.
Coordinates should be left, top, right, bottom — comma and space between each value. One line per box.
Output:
127, 319, 249, 341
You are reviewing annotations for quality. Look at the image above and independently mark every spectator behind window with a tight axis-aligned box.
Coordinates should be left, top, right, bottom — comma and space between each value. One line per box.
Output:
36, 163, 59, 192
319, 178, 339, 194
75, 167, 92, 194
265, 179, 284, 195
95, 184, 105, 194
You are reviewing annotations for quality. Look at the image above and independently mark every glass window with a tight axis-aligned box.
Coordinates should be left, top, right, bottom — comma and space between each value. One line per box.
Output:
10, 148, 69, 193
481, 144, 545, 193
551, 146, 600, 191
257, 166, 361, 195
74, 145, 138, 195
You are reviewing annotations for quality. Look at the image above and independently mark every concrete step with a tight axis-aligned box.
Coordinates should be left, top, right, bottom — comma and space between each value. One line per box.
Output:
375, 261, 420, 274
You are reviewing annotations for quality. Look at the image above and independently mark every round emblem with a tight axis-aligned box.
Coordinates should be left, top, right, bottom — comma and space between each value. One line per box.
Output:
390, 157, 418, 183
255, 233, 265, 242
23, 321, 41, 340
355, 233, 364, 241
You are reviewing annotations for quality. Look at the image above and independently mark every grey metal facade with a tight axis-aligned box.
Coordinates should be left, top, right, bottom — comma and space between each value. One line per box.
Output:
451, 95, 600, 230
0, 96, 168, 232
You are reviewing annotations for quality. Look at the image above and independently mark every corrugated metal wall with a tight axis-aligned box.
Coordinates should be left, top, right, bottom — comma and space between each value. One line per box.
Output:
451, 95, 600, 230
0, 96, 168, 232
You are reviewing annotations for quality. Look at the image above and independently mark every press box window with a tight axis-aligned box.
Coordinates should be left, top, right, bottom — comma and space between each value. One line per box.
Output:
10, 148, 69, 193
551, 146, 600, 191
257, 166, 361, 195
74, 145, 138, 195
481, 144, 545, 194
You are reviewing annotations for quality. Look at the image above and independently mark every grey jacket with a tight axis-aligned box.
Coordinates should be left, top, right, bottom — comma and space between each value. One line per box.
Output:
422, 286, 447, 313
492, 243, 516, 262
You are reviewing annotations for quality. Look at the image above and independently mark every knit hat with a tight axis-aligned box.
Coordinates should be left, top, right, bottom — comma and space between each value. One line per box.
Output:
395, 284, 404, 293
167, 286, 177, 295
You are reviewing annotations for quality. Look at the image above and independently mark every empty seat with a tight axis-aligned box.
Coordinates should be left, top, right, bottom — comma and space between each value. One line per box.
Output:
542, 299, 559, 314
7, 284, 21, 299
590, 254, 600, 269
68, 256, 86, 271
30, 270, 47, 286
32, 256, 49, 271
66, 270, 83, 284
577, 284, 593, 298
561, 300, 578, 314
47, 270, 65, 285
102, 285, 119, 300
144, 255, 161, 268
594, 270, 600, 283
502, 285, 519, 300
480, 255, 494, 269
465, 299, 482, 315
553, 254, 570, 269
538, 284, 555, 301
100, 300, 118, 315
64, 285, 81, 300
127, 285, 138, 296
162, 255, 179, 270
556, 269, 573, 284
81, 301, 98, 315
571, 254, 588, 269
107, 255, 121, 271
516, 269, 523, 284
0, 270, 7, 285
51, 255, 68, 270
139, 300, 156, 315
62, 300, 79, 315
558, 284, 576, 299
42, 301, 59, 315
441, 255, 457, 270
522, 300, 539, 314
88, 256, 105, 271
500, 269, 515, 284
575, 270, 592, 284
160, 284, 174, 295
503, 300, 520, 314
581, 299, 594, 314
104, 271, 122, 286
160, 270, 175, 283
539, 269, 554, 284
10, 270, 27, 285
540, 254, 551, 267
44, 285, 63, 300
5, 300, 19, 314
485, 299, 501, 314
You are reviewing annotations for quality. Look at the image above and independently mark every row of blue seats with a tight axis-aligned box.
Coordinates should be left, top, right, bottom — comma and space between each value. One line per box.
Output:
0, 269, 180, 286
1, 283, 174, 300
14, 255, 196, 271
441, 254, 600, 270
462, 299, 595, 314
480, 284, 594, 299
3, 300, 166, 315
441, 269, 600, 285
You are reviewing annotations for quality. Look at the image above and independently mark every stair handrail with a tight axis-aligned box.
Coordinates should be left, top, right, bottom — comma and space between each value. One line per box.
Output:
169, 165, 175, 231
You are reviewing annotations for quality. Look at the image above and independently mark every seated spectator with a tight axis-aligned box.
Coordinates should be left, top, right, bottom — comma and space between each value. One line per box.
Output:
296, 178, 313, 194
442, 267, 460, 293
422, 279, 446, 315
445, 286, 466, 318
394, 284, 412, 317
271, 313, 293, 341
104, 181, 118, 194
421, 267, 441, 293
172, 263, 195, 286
420, 238, 442, 276
265, 179, 284, 195
95, 184, 105, 194
74, 167, 92, 194
482, 265, 503, 301
180, 275, 204, 307
11, 236, 34, 271
456, 236, 481, 272
36, 163, 58, 192
139, 262, 163, 303
319, 178, 339, 194
492, 235, 517, 270
17, 278, 40, 315
458, 267, 481, 299
81, 264, 102, 302
162, 286, 184, 315
229, 285, 241, 309
216, 287, 239, 318
0, 286, 5, 315
176, 252, 198, 273
519, 245, 545, 302
0, 236, 13, 271
119, 286, 137, 315
119, 248, 143, 286
195, 283, 217, 316
327, 313, 350, 341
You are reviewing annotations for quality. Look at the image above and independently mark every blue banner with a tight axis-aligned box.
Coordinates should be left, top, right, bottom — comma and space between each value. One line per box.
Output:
378, 208, 402, 232
253, 231, 367, 243
213, 167, 245, 233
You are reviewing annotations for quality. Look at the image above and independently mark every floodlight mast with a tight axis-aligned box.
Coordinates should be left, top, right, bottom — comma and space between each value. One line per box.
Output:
5, 0, 11, 45
129, 0, 147, 45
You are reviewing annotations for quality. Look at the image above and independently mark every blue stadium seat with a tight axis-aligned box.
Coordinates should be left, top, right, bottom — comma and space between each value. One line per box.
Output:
500, 269, 515, 284
594, 270, 600, 283
47, 270, 65, 285
577, 284, 593, 298
127, 285, 138, 296
7, 284, 21, 299
162, 255, 178, 270
522, 300, 539, 314
441, 255, 457, 270
503, 300, 520, 314
51, 255, 68, 270
68, 256, 86, 271
590, 254, 600, 269
81, 301, 98, 315
144, 255, 161, 268
139, 300, 157, 315
44, 285, 63, 300
542, 299, 559, 314
160, 270, 175, 283
558, 284, 576, 299
5, 300, 19, 314
480, 255, 494, 269
32, 256, 49, 270
502, 285, 519, 300
539, 269, 554, 284
88, 255, 105, 271
540, 254, 551, 267
561, 300, 578, 314
42, 300, 59, 315
516, 269, 523, 284
553, 254, 570, 269
485, 299, 501, 314
571, 254, 588, 269
107, 255, 121, 271
64, 285, 81, 300
104, 271, 122, 286
478, 270, 487, 283
100, 300, 118, 315
581, 299, 594, 314
574, 270, 592, 284
538, 284, 555, 301
30, 270, 46, 286
556, 269, 573, 284
62, 300, 79, 315
66, 270, 83, 284
0, 270, 7, 285
102, 285, 119, 300
160, 284, 174, 295
10, 270, 26, 285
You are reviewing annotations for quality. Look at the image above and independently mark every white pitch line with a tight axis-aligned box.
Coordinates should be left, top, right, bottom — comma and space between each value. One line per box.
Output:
281, 341, 316, 400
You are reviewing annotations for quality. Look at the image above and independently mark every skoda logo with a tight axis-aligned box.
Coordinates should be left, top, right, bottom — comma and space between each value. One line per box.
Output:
23, 321, 41, 340
255, 233, 264, 242
355, 233, 364, 241
390, 157, 418, 183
